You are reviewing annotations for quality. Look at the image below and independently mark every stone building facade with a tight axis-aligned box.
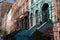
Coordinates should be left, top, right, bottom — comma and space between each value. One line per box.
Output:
30, 0, 54, 29
29, 0, 60, 40
30, 0, 55, 40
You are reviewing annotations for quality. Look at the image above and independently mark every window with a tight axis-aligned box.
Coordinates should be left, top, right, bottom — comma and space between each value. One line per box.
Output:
16, 21, 19, 29
30, 13, 33, 26
17, 10, 19, 17
26, 0, 28, 2
23, 4, 25, 13
31, 0, 33, 4
31, 8, 34, 13
22, 19, 24, 29
35, 10, 39, 25
42, 3, 49, 23
14, 10, 18, 19
36, 4, 38, 8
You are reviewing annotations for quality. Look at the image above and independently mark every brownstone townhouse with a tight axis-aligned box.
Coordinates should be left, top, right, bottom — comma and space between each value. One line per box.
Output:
1, 2, 12, 34
11, 0, 30, 32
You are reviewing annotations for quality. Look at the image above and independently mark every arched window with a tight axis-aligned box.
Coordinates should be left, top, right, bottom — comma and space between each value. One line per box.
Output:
35, 10, 39, 25
42, 3, 49, 23
31, 0, 33, 4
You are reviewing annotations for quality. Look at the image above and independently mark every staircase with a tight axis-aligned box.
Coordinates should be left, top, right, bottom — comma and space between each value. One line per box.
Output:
26, 22, 54, 36
37, 22, 54, 32
14, 22, 54, 40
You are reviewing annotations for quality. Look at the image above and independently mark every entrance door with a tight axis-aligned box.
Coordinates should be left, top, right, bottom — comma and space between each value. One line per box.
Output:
25, 16, 29, 30
24, 13, 29, 30
42, 3, 49, 23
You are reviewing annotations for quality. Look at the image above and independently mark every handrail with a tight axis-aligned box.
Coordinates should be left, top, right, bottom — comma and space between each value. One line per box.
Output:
37, 22, 47, 30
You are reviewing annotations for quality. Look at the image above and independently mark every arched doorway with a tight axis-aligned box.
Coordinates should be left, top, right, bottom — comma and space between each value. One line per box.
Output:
42, 3, 49, 23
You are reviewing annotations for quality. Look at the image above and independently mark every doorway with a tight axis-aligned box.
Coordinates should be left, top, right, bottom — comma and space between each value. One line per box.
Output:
42, 3, 49, 23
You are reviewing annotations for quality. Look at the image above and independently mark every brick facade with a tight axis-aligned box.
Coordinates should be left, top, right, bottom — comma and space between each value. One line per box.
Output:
53, 0, 60, 40
1, 2, 12, 34
11, 0, 30, 32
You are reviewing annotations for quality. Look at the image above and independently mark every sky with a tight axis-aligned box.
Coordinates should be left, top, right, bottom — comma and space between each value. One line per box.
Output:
0, 0, 14, 3
9, 0, 14, 3
0, 0, 14, 7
